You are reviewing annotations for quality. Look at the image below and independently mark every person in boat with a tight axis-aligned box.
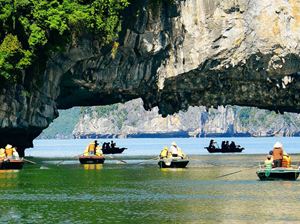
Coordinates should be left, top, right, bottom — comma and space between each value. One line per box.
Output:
282, 151, 291, 168
272, 142, 283, 168
169, 142, 180, 157
95, 145, 103, 156
229, 141, 236, 150
111, 141, 116, 149
226, 141, 230, 150
264, 155, 273, 169
222, 141, 229, 150
0, 148, 6, 160
5, 144, 19, 159
13, 147, 20, 159
159, 147, 169, 159
84, 140, 101, 156
169, 142, 186, 158
209, 140, 216, 150
221, 141, 225, 150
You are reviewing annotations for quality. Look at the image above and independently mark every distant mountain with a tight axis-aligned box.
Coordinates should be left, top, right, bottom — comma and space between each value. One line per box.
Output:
38, 99, 300, 139
38, 107, 81, 139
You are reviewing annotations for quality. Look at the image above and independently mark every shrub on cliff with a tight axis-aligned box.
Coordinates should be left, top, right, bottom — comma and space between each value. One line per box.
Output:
0, 0, 129, 80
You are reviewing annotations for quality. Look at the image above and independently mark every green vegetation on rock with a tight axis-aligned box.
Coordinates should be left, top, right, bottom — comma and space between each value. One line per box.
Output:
0, 0, 129, 80
38, 107, 81, 139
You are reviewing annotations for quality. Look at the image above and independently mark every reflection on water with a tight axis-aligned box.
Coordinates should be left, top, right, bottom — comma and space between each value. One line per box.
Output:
1, 154, 300, 223
83, 164, 103, 170
0, 170, 19, 188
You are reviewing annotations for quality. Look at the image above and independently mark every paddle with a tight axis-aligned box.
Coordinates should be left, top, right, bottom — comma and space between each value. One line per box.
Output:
216, 170, 242, 178
56, 154, 83, 166
216, 164, 259, 179
106, 155, 127, 164
137, 156, 159, 165
23, 158, 37, 164
23, 157, 50, 169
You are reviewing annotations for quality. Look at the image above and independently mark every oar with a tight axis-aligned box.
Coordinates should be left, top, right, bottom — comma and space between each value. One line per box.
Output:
56, 154, 83, 166
106, 155, 127, 164
216, 164, 259, 179
24, 157, 50, 169
23, 158, 37, 164
137, 156, 159, 165
216, 170, 242, 178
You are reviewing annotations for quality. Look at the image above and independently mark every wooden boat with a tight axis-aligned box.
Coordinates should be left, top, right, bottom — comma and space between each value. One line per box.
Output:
102, 147, 126, 154
256, 168, 300, 181
79, 156, 105, 164
206, 139, 245, 153
0, 159, 24, 170
158, 158, 189, 168
206, 146, 244, 153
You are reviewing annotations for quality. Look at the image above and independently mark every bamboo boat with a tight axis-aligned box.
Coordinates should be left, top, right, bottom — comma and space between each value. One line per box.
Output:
158, 158, 189, 168
79, 156, 105, 164
0, 159, 24, 170
256, 168, 300, 181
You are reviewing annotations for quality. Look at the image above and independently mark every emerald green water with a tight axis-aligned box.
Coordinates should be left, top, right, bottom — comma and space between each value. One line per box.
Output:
1, 155, 300, 223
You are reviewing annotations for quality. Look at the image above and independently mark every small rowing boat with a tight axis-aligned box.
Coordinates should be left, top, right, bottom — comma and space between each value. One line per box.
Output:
79, 156, 105, 164
102, 147, 126, 154
256, 167, 300, 181
158, 158, 189, 168
0, 159, 24, 170
205, 139, 244, 153
206, 146, 244, 153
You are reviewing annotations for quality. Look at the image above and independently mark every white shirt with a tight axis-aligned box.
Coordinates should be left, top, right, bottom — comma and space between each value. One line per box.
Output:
169, 145, 178, 155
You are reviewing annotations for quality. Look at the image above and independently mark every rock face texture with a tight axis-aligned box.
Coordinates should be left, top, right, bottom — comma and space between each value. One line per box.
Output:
72, 99, 300, 138
2, 0, 300, 153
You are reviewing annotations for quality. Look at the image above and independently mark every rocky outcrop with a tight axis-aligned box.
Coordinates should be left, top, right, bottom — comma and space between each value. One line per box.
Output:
73, 99, 200, 138
72, 99, 300, 138
2, 0, 300, 154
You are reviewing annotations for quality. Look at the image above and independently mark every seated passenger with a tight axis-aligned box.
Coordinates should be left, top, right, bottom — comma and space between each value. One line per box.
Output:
225, 141, 230, 150
5, 144, 14, 159
221, 141, 225, 150
0, 148, 6, 160
4, 145, 19, 159
229, 141, 236, 150
111, 141, 116, 149
264, 155, 273, 169
12, 147, 19, 159
272, 142, 283, 168
159, 147, 168, 159
169, 142, 179, 157
83, 147, 89, 156
282, 151, 291, 168
95, 145, 103, 156
209, 140, 216, 150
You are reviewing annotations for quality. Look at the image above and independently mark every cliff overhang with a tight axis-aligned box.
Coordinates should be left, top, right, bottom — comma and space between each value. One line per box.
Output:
1, 0, 300, 154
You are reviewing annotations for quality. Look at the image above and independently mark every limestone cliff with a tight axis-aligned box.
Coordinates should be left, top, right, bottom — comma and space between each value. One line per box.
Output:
2, 0, 300, 154
71, 99, 300, 138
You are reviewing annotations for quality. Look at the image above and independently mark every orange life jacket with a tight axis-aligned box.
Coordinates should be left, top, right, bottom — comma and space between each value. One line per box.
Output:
282, 155, 291, 168
5, 148, 13, 157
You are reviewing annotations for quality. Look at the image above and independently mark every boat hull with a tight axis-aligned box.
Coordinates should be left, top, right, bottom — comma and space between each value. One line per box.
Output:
0, 160, 24, 170
102, 147, 126, 154
256, 168, 300, 181
158, 159, 189, 168
206, 147, 244, 153
79, 156, 105, 164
